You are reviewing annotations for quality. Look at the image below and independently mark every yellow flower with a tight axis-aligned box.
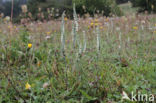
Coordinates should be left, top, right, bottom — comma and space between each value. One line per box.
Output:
105, 18, 109, 22
37, 61, 41, 67
64, 17, 68, 21
90, 22, 94, 27
25, 82, 31, 90
154, 31, 156, 33
28, 43, 32, 48
94, 19, 98, 23
14, 26, 17, 29
8, 26, 11, 29
155, 24, 156, 27
100, 26, 103, 29
94, 23, 99, 26
133, 26, 138, 30
46, 32, 51, 35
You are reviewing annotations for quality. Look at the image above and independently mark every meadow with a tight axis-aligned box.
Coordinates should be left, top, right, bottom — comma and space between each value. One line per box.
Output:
0, 4, 156, 103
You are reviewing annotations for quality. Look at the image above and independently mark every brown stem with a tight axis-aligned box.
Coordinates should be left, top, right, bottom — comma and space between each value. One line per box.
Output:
11, 0, 14, 22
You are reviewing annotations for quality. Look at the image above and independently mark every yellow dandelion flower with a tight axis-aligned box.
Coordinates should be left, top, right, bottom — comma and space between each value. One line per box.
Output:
90, 22, 94, 27
14, 26, 17, 29
25, 82, 31, 90
133, 26, 138, 30
37, 61, 41, 67
94, 19, 98, 23
28, 43, 32, 48
154, 31, 156, 33
95, 23, 99, 26
64, 17, 68, 21
90, 22, 94, 25
105, 18, 109, 22
100, 26, 103, 29
8, 26, 11, 29
46, 32, 51, 35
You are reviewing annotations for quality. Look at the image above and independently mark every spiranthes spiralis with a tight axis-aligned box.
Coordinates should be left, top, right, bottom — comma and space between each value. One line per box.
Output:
83, 31, 87, 53
61, 11, 65, 57
72, 3, 79, 48
96, 26, 100, 53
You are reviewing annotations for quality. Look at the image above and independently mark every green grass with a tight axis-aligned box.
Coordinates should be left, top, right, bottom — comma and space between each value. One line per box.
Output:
119, 2, 138, 15
0, 15, 156, 102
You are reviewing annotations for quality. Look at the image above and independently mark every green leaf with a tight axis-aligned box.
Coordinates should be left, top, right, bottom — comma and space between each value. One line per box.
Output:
80, 90, 94, 100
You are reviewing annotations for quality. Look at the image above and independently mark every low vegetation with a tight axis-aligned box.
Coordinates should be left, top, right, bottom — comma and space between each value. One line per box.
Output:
0, 1, 156, 103
131, 0, 156, 13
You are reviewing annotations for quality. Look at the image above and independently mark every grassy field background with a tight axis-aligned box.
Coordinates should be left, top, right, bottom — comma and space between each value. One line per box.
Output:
119, 2, 138, 15
0, 3, 156, 103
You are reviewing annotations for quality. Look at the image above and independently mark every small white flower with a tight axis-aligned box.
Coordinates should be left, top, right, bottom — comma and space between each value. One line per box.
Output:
43, 82, 49, 88
5, 16, 10, 22
141, 20, 145, 24
46, 36, 51, 40
116, 27, 120, 31
118, 45, 121, 49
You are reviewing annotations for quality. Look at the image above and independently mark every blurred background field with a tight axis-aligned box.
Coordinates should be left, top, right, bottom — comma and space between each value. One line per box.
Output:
119, 2, 138, 15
